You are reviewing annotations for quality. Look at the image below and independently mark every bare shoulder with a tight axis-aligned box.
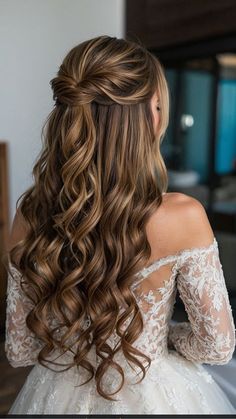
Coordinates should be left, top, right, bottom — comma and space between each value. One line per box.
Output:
165, 192, 215, 249
147, 192, 215, 256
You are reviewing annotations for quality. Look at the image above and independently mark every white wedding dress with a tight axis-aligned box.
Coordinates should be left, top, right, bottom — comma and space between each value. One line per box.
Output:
5, 235, 236, 414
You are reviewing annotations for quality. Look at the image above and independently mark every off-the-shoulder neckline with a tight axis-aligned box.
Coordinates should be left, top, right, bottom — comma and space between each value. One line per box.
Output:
136, 237, 218, 278
7, 237, 218, 279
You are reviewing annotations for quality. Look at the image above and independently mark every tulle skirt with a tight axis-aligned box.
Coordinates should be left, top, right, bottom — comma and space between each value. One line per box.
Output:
8, 349, 236, 415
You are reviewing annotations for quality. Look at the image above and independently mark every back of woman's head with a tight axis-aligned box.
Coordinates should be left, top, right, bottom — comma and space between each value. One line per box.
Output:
7, 35, 170, 401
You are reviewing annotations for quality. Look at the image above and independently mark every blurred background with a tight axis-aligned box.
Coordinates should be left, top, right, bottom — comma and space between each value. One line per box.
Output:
0, 0, 236, 413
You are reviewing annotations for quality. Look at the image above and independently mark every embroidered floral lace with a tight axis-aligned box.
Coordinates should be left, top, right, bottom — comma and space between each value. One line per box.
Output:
5, 237, 235, 368
5, 237, 236, 414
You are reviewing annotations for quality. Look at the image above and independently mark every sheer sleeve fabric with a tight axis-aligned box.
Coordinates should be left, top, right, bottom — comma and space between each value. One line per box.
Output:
5, 263, 44, 368
168, 238, 236, 365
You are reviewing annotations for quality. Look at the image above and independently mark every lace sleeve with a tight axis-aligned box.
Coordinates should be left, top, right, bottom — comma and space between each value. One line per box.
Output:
5, 263, 44, 368
168, 238, 236, 365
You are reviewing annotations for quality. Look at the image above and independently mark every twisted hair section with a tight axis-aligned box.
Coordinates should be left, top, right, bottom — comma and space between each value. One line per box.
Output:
4, 35, 169, 401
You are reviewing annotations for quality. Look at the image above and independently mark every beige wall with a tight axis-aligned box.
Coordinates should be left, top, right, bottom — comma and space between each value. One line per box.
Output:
0, 0, 125, 223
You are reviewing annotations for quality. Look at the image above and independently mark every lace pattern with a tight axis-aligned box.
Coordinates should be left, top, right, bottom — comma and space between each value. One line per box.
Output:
5, 264, 44, 367
168, 238, 236, 365
5, 237, 235, 370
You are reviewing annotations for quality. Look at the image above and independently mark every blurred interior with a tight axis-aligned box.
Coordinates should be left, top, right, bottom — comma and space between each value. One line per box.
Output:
125, 0, 236, 324
163, 55, 236, 324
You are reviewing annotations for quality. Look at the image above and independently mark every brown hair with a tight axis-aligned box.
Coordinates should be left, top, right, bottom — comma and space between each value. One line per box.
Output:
5, 35, 169, 401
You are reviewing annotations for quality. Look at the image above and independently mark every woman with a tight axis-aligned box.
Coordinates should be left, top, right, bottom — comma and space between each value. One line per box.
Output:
4, 35, 236, 414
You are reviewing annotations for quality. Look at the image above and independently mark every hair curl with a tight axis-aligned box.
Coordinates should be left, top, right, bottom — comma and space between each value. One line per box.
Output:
4, 35, 169, 401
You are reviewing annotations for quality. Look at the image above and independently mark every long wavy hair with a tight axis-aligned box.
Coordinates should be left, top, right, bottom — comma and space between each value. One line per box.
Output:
5, 35, 169, 401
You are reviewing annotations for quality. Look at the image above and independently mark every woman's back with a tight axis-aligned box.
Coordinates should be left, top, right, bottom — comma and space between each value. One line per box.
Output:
5, 192, 236, 414
136, 191, 215, 296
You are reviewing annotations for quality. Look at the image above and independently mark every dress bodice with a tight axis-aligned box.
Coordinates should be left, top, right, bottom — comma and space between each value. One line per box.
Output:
5, 236, 235, 379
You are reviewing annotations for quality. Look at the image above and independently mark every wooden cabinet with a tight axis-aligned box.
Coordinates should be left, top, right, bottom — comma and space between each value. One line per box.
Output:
126, 0, 236, 51
0, 142, 10, 333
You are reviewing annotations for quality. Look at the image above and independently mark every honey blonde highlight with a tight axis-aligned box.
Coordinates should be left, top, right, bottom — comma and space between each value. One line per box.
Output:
5, 35, 169, 401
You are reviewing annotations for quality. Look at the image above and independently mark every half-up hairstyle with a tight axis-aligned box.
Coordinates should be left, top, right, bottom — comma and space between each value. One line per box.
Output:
5, 35, 169, 401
